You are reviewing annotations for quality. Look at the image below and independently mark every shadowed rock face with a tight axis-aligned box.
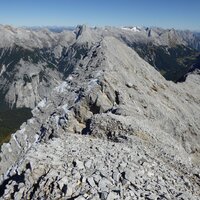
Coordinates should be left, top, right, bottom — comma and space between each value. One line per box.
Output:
0, 30, 199, 199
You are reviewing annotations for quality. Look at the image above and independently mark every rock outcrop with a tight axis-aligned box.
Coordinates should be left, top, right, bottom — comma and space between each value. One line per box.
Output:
0, 34, 200, 199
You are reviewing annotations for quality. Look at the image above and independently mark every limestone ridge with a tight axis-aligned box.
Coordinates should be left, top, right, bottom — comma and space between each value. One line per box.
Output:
0, 25, 199, 109
0, 34, 200, 199
0, 26, 76, 108
0, 25, 100, 108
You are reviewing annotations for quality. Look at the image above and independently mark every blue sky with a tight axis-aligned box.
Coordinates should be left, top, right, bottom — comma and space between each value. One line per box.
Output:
0, 0, 199, 30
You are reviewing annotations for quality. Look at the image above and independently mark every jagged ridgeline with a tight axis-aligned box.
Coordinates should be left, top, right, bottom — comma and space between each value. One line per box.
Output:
0, 26, 88, 145
0, 25, 200, 145
0, 25, 199, 145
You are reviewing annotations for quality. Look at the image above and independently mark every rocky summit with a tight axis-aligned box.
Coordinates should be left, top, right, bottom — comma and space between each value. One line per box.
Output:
0, 25, 200, 199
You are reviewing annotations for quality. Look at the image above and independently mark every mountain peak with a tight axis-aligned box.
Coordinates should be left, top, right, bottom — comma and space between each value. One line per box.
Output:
75, 24, 88, 38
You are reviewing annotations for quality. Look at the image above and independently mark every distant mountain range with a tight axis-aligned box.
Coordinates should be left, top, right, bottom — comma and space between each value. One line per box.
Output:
24, 25, 76, 32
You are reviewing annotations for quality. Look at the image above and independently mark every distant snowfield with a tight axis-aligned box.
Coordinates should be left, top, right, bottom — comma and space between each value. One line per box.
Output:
121, 26, 141, 32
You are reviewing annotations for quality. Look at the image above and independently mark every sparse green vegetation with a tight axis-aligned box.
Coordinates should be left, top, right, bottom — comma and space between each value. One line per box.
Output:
0, 106, 32, 146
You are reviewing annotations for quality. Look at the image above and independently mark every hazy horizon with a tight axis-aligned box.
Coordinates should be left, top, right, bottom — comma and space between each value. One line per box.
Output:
0, 0, 199, 31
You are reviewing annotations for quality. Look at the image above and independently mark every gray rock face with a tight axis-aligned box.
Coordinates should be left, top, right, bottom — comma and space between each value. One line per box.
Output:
3, 60, 62, 108
0, 26, 200, 199
0, 25, 76, 108
0, 25, 199, 108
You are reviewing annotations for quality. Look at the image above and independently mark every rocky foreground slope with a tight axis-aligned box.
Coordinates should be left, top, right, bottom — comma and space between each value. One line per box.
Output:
0, 33, 200, 199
